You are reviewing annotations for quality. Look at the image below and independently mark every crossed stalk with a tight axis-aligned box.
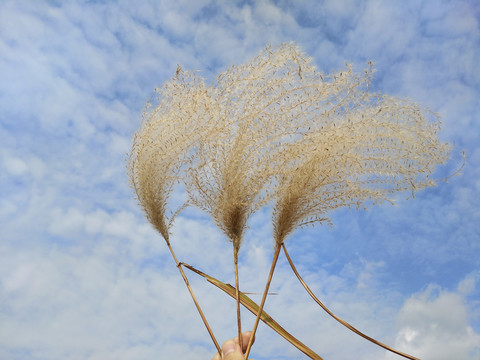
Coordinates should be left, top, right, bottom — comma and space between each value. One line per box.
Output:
161, 230, 420, 360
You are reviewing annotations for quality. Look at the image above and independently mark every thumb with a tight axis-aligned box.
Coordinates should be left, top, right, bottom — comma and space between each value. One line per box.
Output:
222, 340, 244, 360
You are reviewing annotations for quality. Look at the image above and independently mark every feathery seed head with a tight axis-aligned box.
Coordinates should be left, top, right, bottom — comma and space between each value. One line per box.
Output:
129, 43, 451, 249
128, 68, 215, 240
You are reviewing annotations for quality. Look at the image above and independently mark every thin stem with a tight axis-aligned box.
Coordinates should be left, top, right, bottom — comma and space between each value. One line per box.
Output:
234, 246, 243, 352
281, 243, 420, 360
180, 260, 323, 360
244, 243, 282, 359
165, 239, 221, 354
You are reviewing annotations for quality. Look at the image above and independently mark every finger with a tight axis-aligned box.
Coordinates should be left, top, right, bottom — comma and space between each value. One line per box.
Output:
233, 331, 255, 353
223, 351, 245, 360
212, 351, 221, 360
240, 331, 254, 353
222, 340, 243, 360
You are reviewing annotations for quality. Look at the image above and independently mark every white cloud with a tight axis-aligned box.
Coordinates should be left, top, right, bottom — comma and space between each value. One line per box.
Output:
3, 155, 29, 176
0, 0, 478, 359
1, 151, 47, 181
389, 283, 480, 360
2, 211, 479, 359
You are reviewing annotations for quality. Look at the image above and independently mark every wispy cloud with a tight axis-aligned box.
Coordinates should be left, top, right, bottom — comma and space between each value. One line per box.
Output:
389, 280, 480, 359
0, 0, 478, 359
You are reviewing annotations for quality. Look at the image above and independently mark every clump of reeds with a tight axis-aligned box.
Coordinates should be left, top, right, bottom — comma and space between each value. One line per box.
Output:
128, 43, 453, 359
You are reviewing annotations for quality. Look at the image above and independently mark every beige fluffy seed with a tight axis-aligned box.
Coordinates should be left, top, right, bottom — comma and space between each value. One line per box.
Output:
129, 43, 451, 248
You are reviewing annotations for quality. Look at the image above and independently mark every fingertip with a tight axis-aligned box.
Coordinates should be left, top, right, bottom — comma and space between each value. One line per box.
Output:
221, 340, 238, 356
241, 331, 255, 353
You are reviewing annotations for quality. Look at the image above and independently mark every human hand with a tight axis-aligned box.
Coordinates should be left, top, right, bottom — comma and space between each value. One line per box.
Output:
212, 331, 254, 360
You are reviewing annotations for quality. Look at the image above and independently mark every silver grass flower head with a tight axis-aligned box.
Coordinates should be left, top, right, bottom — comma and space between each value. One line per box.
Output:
185, 43, 317, 251
128, 42, 451, 249
270, 60, 451, 244
128, 68, 217, 241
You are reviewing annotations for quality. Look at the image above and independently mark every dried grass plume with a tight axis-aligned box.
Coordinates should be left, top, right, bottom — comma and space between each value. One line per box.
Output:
128, 43, 452, 359
129, 43, 450, 247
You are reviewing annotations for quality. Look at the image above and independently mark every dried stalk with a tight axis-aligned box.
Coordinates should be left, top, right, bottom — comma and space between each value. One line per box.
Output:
233, 245, 243, 351
282, 243, 419, 360
128, 69, 222, 353
166, 239, 221, 353
245, 243, 281, 359
180, 261, 323, 359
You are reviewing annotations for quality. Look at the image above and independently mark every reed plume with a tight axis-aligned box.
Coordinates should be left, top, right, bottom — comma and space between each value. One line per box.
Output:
129, 42, 451, 359
243, 45, 451, 358
128, 68, 222, 352
272, 92, 451, 244
185, 43, 317, 348
186, 44, 319, 248
130, 69, 201, 239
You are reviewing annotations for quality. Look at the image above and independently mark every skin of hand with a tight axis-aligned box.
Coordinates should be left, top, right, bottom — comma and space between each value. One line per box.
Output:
212, 331, 254, 360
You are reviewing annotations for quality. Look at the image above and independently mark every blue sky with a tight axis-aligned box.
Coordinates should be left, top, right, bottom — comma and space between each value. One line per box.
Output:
0, 1, 479, 359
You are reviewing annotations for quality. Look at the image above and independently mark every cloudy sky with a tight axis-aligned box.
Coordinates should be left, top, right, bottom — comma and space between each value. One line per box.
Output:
1, 1, 479, 359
